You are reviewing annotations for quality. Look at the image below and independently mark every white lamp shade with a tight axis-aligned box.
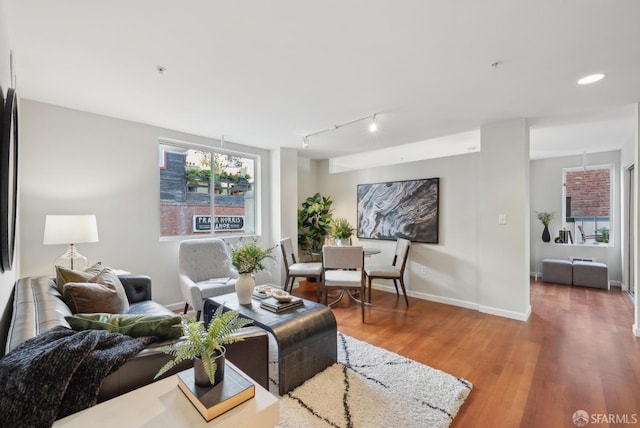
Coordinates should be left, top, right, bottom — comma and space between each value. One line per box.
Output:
43, 215, 99, 245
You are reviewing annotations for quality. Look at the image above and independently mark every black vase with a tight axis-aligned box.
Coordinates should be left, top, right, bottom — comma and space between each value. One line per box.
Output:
542, 226, 551, 243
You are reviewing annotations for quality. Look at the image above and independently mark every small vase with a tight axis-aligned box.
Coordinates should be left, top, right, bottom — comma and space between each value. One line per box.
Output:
542, 226, 551, 243
236, 273, 255, 305
334, 238, 349, 246
193, 348, 225, 387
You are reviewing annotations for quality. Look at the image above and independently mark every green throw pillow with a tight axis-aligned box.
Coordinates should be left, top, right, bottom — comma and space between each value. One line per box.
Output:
55, 262, 104, 294
65, 313, 183, 340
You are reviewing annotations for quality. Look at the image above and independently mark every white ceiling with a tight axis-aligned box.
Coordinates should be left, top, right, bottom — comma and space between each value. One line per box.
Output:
4, 0, 640, 161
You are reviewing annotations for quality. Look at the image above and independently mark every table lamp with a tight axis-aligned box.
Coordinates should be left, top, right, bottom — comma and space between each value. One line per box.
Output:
43, 215, 99, 270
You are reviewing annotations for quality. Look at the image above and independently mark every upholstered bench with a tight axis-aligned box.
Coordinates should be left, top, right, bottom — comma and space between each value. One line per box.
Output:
572, 260, 609, 290
541, 259, 573, 285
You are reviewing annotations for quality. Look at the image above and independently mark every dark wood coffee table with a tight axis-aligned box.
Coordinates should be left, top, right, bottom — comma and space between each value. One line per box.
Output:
203, 291, 337, 395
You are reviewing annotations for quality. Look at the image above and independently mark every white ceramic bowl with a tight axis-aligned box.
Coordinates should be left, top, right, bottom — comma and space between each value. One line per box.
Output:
271, 290, 292, 302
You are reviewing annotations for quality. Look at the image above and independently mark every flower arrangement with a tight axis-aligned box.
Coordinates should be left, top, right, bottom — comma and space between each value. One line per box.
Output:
230, 240, 275, 275
536, 211, 554, 227
332, 217, 355, 240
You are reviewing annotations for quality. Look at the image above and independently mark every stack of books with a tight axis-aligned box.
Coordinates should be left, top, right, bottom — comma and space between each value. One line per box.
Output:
176, 365, 255, 421
259, 296, 304, 313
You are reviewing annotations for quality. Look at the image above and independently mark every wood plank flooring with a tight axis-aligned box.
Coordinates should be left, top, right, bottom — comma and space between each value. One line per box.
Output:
291, 280, 640, 428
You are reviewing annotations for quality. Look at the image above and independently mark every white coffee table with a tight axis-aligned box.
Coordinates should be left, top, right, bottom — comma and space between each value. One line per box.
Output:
53, 361, 279, 428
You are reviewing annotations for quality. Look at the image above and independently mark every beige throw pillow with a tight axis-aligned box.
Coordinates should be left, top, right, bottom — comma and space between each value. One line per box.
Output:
55, 262, 103, 294
63, 267, 130, 314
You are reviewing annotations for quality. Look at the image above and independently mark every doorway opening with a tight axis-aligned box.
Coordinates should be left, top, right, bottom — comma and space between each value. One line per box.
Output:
625, 164, 635, 299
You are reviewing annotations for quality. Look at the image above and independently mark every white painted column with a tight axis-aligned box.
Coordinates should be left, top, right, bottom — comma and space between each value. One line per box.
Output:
633, 104, 640, 336
269, 148, 298, 286
477, 119, 531, 320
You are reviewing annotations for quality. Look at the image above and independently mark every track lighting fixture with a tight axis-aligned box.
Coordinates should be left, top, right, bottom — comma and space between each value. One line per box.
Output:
301, 113, 379, 149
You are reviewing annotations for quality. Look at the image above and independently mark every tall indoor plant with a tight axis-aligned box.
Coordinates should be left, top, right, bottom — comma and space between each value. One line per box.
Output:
230, 240, 275, 304
155, 306, 252, 386
298, 193, 333, 258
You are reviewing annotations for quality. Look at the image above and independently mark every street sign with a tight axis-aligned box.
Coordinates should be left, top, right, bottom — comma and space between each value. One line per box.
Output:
193, 215, 244, 232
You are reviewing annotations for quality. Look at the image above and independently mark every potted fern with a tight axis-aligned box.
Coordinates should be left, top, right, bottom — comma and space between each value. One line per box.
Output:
155, 305, 252, 386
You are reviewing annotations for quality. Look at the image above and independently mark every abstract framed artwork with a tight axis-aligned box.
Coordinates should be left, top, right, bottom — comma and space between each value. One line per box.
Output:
357, 177, 439, 243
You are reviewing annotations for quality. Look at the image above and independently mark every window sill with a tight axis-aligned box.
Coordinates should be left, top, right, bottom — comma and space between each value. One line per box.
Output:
537, 242, 613, 249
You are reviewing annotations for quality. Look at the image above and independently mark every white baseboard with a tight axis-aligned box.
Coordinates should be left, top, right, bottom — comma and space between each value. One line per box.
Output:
166, 302, 185, 312
370, 283, 479, 311
609, 280, 622, 288
410, 290, 479, 311
479, 304, 531, 322
371, 283, 530, 321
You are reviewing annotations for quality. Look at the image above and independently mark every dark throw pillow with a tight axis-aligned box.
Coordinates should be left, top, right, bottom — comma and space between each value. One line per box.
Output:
63, 267, 129, 314
89, 268, 130, 313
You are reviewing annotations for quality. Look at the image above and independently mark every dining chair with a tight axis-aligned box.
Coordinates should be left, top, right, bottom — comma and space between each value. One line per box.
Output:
322, 245, 366, 322
279, 237, 323, 301
364, 238, 410, 306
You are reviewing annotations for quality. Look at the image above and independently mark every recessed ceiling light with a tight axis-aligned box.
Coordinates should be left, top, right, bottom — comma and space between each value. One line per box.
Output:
578, 73, 605, 85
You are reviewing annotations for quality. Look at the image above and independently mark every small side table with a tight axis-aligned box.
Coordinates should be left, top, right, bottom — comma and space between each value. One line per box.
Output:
53, 361, 279, 428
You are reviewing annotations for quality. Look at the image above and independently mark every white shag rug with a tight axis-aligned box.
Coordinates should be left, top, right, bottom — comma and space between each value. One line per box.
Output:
271, 332, 473, 428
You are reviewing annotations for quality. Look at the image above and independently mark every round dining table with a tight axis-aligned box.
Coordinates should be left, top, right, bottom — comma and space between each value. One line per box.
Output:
311, 247, 380, 259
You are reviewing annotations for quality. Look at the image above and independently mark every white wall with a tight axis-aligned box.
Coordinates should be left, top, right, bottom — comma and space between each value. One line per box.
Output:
18, 100, 272, 307
0, 0, 18, 320
314, 152, 480, 308
307, 118, 531, 320
529, 150, 622, 283
297, 156, 318, 204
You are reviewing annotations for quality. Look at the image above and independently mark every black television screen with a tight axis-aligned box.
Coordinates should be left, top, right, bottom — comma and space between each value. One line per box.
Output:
357, 178, 439, 243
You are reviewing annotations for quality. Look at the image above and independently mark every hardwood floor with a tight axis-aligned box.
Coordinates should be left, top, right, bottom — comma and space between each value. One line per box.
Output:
291, 280, 640, 428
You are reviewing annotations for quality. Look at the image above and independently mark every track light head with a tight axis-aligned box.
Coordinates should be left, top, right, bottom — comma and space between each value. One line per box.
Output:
369, 114, 378, 133
302, 137, 309, 149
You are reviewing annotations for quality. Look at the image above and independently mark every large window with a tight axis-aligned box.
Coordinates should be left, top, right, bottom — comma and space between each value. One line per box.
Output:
159, 140, 258, 238
562, 164, 613, 245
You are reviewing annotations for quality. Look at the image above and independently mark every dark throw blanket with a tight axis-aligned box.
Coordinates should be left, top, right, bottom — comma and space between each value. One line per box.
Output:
0, 326, 156, 428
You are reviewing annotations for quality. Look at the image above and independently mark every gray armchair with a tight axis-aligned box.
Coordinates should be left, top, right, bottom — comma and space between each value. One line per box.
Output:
179, 238, 237, 320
